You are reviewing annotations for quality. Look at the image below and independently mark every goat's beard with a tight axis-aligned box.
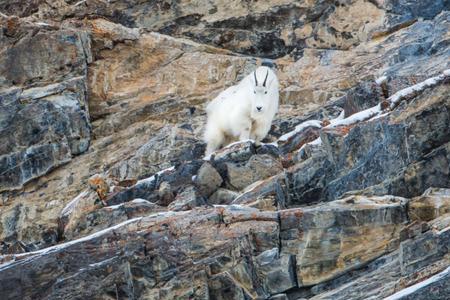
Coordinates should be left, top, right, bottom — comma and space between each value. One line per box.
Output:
250, 110, 264, 120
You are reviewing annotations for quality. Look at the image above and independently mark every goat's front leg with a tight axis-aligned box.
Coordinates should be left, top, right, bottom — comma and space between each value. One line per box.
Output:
239, 121, 252, 141
252, 120, 272, 146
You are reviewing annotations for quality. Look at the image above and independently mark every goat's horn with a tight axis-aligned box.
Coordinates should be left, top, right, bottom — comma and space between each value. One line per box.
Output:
262, 69, 269, 87
254, 71, 258, 86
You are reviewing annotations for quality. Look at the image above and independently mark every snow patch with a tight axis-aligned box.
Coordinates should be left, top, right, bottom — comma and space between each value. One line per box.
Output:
370, 112, 390, 121
297, 137, 322, 153
375, 75, 387, 85
329, 104, 381, 127
74, 0, 87, 6
136, 175, 155, 185
131, 199, 151, 204
105, 203, 125, 210
88, 257, 117, 268
136, 166, 175, 185
278, 120, 322, 142
389, 69, 450, 108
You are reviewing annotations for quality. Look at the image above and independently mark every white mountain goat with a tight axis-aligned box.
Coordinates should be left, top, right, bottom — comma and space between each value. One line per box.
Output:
203, 65, 279, 156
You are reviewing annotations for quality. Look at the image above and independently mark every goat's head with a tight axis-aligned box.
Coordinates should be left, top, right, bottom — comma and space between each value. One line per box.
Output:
251, 68, 272, 118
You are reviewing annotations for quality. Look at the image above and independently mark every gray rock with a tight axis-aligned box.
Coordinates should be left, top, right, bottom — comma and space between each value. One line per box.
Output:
208, 188, 240, 205
194, 162, 223, 197
0, 77, 91, 192
168, 185, 207, 211
226, 154, 283, 191
387, 267, 450, 300
256, 248, 297, 295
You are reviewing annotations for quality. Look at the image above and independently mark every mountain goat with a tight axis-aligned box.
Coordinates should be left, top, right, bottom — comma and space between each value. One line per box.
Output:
203, 64, 279, 156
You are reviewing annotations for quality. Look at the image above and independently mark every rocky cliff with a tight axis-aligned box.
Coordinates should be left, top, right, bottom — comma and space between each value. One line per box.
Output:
0, 0, 449, 299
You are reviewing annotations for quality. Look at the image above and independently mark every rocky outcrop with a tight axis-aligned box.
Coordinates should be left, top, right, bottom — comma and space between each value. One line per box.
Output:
0, 18, 92, 192
0, 0, 449, 299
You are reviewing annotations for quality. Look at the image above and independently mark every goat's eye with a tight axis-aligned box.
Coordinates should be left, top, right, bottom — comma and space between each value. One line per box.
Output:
264, 91, 267, 94
254, 90, 256, 94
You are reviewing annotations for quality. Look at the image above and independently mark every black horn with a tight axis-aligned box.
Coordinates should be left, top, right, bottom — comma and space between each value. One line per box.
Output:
254, 71, 258, 86
262, 69, 269, 87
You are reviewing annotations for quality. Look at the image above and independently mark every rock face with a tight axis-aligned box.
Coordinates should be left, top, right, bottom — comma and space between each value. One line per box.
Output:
0, 1, 450, 299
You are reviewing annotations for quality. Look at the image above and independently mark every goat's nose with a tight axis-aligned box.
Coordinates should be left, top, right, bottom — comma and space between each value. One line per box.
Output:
256, 106, 262, 111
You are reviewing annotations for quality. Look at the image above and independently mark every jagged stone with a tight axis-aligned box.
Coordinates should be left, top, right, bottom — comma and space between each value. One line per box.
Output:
226, 154, 283, 191
0, 77, 91, 192
168, 185, 207, 211
408, 188, 450, 222
280, 195, 409, 286
0, 206, 279, 299
309, 213, 450, 300
194, 162, 223, 197
208, 188, 240, 205
255, 248, 297, 295
65, 199, 165, 240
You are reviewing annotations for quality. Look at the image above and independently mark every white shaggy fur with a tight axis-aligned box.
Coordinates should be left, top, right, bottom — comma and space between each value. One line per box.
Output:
204, 66, 279, 155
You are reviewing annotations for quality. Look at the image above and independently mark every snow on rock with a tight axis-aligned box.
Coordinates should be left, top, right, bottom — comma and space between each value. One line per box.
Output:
376, 75, 388, 85
0, 217, 143, 270
389, 69, 450, 108
135, 166, 175, 185
131, 198, 152, 204
136, 175, 155, 185
278, 120, 322, 142
329, 104, 382, 128
297, 137, 322, 153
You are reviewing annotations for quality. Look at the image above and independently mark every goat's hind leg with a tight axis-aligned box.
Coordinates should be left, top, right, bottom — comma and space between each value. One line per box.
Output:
204, 124, 225, 156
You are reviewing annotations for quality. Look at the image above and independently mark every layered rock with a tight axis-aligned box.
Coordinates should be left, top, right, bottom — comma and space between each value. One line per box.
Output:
0, 0, 449, 299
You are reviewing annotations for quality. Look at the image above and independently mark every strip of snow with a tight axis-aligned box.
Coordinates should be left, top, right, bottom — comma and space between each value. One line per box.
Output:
297, 137, 322, 153
383, 266, 450, 300
370, 112, 390, 121
389, 69, 450, 108
328, 110, 345, 126
74, 0, 87, 6
278, 120, 322, 142
0, 217, 142, 270
35, 22, 50, 26
136, 175, 155, 185
61, 190, 89, 217
375, 75, 387, 85
105, 203, 125, 210
329, 104, 381, 128
89, 256, 118, 268
131, 199, 151, 204
136, 166, 175, 185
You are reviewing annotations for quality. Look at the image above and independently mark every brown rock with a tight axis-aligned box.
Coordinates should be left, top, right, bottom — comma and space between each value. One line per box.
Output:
280, 195, 409, 286
409, 188, 450, 222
